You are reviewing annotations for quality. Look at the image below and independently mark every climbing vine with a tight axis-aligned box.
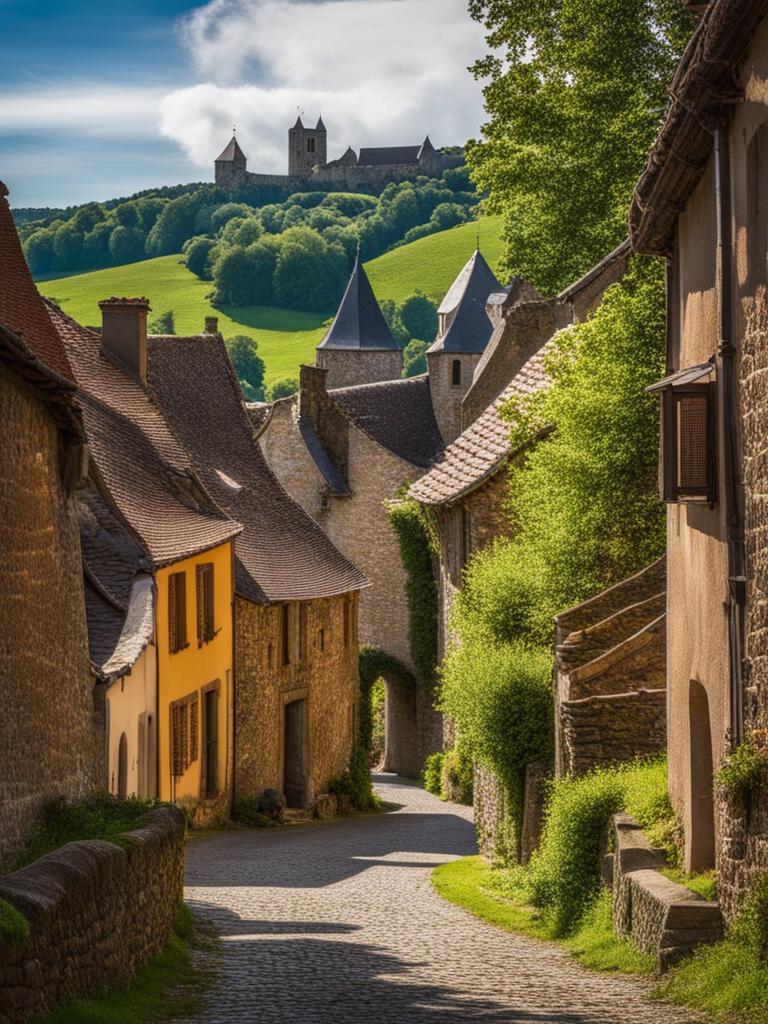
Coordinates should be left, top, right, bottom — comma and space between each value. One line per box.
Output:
386, 496, 438, 689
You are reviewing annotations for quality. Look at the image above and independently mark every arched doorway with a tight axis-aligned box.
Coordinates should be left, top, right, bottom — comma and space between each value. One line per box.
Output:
117, 732, 128, 800
283, 697, 308, 808
688, 680, 715, 871
359, 650, 423, 779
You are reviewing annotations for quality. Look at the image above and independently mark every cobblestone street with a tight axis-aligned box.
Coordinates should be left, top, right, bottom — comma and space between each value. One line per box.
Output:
183, 777, 700, 1023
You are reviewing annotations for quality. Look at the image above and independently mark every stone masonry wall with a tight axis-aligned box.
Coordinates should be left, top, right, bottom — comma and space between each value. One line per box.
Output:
473, 764, 509, 861
235, 593, 359, 804
0, 806, 185, 1024
560, 688, 667, 777
315, 349, 404, 391
0, 367, 101, 862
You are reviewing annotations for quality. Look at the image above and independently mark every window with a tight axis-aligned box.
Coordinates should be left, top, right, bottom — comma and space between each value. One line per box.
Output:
648, 365, 716, 503
451, 359, 462, 386
170, 693, 198, 777
168, 571, 187, 653
307, 137, 316, 153
196, 563, 215, 645
202, 686, 219, 799
281, 603, 292, 666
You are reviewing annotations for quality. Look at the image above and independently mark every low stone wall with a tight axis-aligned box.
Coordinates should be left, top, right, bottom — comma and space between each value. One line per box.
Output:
611, 814, 723, 972
560, 688, 666, 777
473, 764, 508, 861
0, 806, 185, 1024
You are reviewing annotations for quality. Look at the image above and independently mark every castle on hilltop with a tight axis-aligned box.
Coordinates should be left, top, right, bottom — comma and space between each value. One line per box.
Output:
214, 116, 463, 191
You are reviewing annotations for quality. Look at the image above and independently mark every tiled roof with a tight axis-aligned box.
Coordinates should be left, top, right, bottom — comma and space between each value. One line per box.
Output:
317, 256, 398, 351
147, 333, 368, 603
0, 182, 73, 380
428, 250, 503, 355
216, 136, 247, 163
52, 305, 240, 566
409, 339, 554, 505
358, 146, 420, 166
329, 374, 444, 469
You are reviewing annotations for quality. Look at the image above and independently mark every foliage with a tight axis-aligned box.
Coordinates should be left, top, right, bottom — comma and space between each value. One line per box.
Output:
499, 758, 670, 937
231, 798, 280, 829
148, 309, 175, 335
661, 868, 717, 902
441, 745, 474, 805
226, 335, 266, 401
266, 377, 299, 401
717, 738, 767, 798
440, 634, 552, 820
35, 901, 209, 1024
369, 678, 386, 767
422, 752, 445, 796
466, 0, 691, 292
387, 498, 438, 689
432, 858, 654, 974
402, 339, 428, 378
182, 236, 217, 280
656, 874, 768, 1017
0, 898, 30, 945
398, 291, 438, 341
272, 227, 348, 313
7, 795, 160, 872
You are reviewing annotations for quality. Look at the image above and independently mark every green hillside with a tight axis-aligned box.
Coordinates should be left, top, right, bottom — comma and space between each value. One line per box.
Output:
39, 215, 504, 385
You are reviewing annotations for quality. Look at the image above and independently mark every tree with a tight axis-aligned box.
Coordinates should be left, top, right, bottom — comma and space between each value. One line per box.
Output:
226, 335, 265, 401
148, 309, 175, 334
380, 299, 410, 348
52, 223, 84, 270
183, 236, 217, 280
245, 237, 280, 305
108, 224, 146, 264
23, 229, 55, 275
273, 228, 347, 313
145, 193, 202, 256
399, 292, 438, 342
402, 339, 428, 378
267, 377, 298, 401
466, 0, 690, 292
212, 247, 256, 305
210, 202, 253, 235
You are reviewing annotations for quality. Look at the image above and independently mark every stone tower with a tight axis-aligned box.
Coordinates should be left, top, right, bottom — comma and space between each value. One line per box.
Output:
214, 134, 248, 186
288, 116, 328, 177
427, 250, 504, 444
315, 254, 403, 389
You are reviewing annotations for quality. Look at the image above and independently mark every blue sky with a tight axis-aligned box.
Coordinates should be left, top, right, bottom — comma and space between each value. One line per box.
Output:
0, 0, 489, 209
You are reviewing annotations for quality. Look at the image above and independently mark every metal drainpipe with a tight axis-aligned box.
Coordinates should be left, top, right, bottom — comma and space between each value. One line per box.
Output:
714, 123, 746, 748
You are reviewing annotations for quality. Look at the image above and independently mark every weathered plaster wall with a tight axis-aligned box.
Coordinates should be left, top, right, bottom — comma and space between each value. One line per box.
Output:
235, 593, 358, 804
106, 643, 157, 799
0, 806, 184, 1024
0, 367, 100, 863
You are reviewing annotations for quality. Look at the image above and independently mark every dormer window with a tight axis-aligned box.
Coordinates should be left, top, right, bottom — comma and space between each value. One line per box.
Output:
647, 363, 716, 503
451, 359, 462, 387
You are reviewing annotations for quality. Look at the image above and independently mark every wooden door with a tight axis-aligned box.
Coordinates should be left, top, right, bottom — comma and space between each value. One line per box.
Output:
283, 699, 307, 808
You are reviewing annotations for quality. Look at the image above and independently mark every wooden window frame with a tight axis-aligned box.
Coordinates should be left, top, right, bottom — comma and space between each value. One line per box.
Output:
196, 562, 216, 646
170, 691, 199, 778
199, 680, 221, 801
168, 571, 188, 654
661, 382, 717, 504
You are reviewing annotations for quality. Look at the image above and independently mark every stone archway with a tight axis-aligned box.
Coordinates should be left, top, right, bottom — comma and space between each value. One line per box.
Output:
359, 648, 424, 779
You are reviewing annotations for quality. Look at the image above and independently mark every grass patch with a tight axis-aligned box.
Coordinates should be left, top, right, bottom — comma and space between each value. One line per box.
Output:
655, 935, 768, 1020
5, 795, 161, 872
433, 857, 653, 974
33, 902, 211, 1024
661, 868, 717, 902
0, 897, 30, 945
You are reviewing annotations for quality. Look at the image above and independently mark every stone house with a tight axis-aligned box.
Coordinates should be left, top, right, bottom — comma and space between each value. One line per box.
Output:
52, 298, 241, 827
0, 182, 101, 861
146, 323, 367, 809
629, 0, 768, 919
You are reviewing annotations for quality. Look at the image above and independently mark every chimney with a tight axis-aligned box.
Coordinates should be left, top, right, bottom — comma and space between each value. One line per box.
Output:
298, 363, 327, 420
204, 316, 219, 334
99, 297, 150, 385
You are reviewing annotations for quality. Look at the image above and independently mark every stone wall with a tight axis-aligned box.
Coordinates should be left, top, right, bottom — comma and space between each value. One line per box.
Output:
315, 348, 404, 394
235, 593, 359, 804
473, 764, 509, 861
0, 806, 184, 1024
427, 350, 485, 444
0, 366, 102, 862
559, 689, 667, 777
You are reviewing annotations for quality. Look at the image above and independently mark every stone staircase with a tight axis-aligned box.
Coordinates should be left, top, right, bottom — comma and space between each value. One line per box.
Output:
554, 557, 667, 776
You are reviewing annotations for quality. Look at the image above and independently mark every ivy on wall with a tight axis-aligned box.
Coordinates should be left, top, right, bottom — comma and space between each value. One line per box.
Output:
386, 497, 439, 689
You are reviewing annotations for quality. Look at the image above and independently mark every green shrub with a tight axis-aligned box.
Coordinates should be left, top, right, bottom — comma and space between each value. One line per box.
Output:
440, 633, 552, 822
717, 738, 766, 798
369, 678, 386, 766
441, 746, 473, 805
422, 752, 445, 796
232, 797, 279, 829
0, 898, 29, 945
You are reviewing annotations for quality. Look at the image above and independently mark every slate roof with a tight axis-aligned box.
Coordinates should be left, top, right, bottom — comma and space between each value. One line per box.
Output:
215, 136, 247, 163
429, 250, 503, 355
358, 146, 421, 166
317, 255, 398, 351
52, 305, 240, 566
79, 481, 154, 680
329, 374, 444, 469
147, 333, 368, 603
409, 338, 555, 505
0, 181, 73, 381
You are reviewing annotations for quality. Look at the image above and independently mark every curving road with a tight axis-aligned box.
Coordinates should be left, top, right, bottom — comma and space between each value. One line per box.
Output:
183, 776, 701, 1023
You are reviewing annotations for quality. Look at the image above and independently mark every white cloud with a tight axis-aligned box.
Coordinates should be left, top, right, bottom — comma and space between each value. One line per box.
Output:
0, 85, 165, 137
160, 0, 487, 171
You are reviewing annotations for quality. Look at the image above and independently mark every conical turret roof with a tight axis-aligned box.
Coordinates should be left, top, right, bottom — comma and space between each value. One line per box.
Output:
293, 115, 305, 130
429, 249, 503, 355
215, 135, 247, 163
317, 255, 398, 351
316, 115, 326, 132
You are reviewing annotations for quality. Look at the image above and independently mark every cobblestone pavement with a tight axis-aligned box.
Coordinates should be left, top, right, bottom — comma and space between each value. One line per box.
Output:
183, 776, 702, 1024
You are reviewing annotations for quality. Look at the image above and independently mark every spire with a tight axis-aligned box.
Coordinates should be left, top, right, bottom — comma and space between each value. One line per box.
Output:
215, 134, 247, 164
317, 255, 398, 352
428, 250, 503, 355
293, 114, 305, 130
316, 115, 326, 132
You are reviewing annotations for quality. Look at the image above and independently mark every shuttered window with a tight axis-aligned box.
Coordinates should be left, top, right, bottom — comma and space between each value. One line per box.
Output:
196, 563, 215, 645
168, 571, 187, 653
649, 366, 716, 504
170, 693, 199, 777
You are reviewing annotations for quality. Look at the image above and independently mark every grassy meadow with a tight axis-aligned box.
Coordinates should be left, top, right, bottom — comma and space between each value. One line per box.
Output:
38, 215, 505, 385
